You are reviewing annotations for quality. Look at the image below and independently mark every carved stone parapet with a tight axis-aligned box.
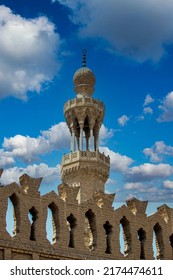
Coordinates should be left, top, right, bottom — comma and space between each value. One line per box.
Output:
61, 150, 110, 167
64, 97, 104, 114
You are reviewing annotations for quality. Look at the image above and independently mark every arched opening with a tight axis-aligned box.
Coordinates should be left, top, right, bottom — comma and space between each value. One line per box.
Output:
84, 209, 97, 251
153, 223, 164, 259
169, 234, 173, 259
6, 194, 20, 237
67, 213, 77, 248
28, 207, 38, 241
137, 228, 146, 259
46, 203, 59, 244
83, 116, 90, 150
103, 221, 113, 254
74, 117, 80, 151
120, 216, 131, 256
119, 223, 124, 254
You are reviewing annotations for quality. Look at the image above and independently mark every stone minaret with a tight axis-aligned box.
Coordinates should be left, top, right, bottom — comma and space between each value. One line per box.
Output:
61, 50, 110, 202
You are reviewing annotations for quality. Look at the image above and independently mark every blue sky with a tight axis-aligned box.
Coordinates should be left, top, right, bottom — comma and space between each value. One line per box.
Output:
0, 0, 173, 211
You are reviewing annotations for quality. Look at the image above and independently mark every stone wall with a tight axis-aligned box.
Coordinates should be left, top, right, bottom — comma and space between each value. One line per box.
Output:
0, 170, 173, 260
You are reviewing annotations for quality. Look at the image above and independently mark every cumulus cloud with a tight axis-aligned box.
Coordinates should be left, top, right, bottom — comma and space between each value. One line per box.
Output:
54, 0, 173, 61
0, 122, 114, 166
100, 146, 133, 172
143, 141, 173, 162
0, 5, 61, 100
0, 163, 60, 186
0, 122, 70, 164
157, 92, 173, 122
99, 124, 114, 145
125, 163, 173, 182
143, 94, 155, 106
0, 155, 15, 168
41, 122, 70, 150
117, 115, 129, 126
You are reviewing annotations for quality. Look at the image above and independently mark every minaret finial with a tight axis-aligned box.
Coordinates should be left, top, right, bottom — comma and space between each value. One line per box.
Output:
82, 49, 87, 67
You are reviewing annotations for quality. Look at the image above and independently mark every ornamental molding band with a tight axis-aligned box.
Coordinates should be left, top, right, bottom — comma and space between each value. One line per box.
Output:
0, 51, 173, 260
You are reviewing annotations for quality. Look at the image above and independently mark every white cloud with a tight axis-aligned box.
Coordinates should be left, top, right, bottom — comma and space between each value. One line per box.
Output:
124, 182, 144, 190
2, 134, 50, 162
0, 122, 115, 165
143, 94, 155, 106
157, 92, 173, 122
41, 122, 70, 150
54, 0, 173, 61
163, 180, 173, 189
99, 124, 114, 145
143, 107, 153, 115
0, 5, 62, 100
125, 163, 173, 182
100, 146, 133, 172
0, 155, 15, 168
0, 163, 60, 186
117, 115, 129, 126
0, 122, 70, 164
106, 178, 117, 186
143, 141, 173, 162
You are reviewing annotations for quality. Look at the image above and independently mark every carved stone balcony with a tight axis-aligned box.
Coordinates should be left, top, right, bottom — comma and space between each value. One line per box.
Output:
64, 97, 104, 113
61, 150, 110, 166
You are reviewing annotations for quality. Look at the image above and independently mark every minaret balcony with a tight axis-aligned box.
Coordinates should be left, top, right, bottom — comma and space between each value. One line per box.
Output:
64, 97, 104, 113
61, 150, 110, 167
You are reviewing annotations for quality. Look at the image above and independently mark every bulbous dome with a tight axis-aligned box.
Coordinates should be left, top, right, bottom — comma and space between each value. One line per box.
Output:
73, 66, 96, 97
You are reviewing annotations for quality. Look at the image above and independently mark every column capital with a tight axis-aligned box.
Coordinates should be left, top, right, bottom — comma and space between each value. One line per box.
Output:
89, 120, 95, 129
79, 121, 84, 128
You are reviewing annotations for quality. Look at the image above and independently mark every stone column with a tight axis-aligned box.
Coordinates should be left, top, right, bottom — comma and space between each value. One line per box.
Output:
71, 130, 75, 152
79, 125, 83, 150
89, 128, 94, 151
95, 130, 99, 150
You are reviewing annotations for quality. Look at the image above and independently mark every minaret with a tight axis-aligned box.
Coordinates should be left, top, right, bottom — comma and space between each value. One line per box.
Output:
61, 50, 110, 202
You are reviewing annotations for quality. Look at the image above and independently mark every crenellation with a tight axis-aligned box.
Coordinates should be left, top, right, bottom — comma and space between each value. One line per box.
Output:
126, 197, 148, 216
19, 173, 42, 195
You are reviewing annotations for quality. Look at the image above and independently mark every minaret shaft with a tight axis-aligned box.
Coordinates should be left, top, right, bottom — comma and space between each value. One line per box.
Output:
61, 52, 110, 203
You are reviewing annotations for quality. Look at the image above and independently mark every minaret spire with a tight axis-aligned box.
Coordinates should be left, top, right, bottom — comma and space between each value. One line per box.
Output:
82, 49, 87, 67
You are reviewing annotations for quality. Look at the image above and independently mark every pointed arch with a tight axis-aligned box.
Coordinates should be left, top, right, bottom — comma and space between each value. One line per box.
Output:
103, 221, 113, 254
67, 213, 77, 248
85, 209, 97, 251
74, 117, 80, 150
153, 223, 164, 259
137, 228, 146, 259
28, 207, 38, 241
120, 216, 131, 256
48, 202, 60, 244
6, 193, 20, 237
83, 116, 90, 150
